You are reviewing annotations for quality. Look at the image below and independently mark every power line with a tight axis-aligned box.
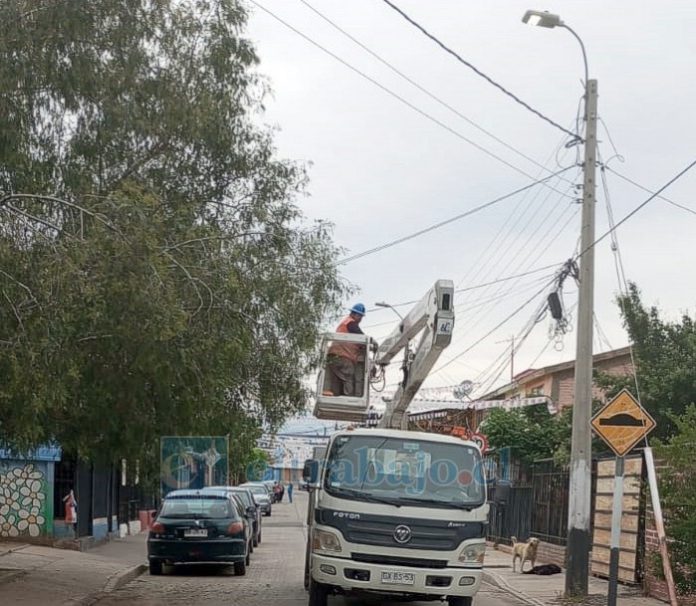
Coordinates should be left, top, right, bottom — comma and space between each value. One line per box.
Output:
432, 274, 557, 375
604, 165, 696, 217
338, 166, 574, 264
298, 0, 576, 184
378, 0, 581, 142
576, 158, 696, 261
250, 0, 577, 191
361, 263, 561, 314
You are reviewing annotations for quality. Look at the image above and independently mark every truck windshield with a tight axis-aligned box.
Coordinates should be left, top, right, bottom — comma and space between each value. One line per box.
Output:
324, 435, 485, 509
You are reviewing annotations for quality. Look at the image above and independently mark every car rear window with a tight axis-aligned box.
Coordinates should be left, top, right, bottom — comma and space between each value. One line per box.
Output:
160, 497, 238, 519
231, 491, 252, 508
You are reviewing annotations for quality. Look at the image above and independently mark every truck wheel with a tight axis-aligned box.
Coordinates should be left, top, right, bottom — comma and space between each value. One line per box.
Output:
149, 560, 163, 576
308, 578, 328, 606
448, 598, 472, 606
234, 560, 247, 576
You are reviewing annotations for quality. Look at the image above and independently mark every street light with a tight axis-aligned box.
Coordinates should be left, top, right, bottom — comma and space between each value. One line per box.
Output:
523, 10, 597, 599
374, 301, 403, 320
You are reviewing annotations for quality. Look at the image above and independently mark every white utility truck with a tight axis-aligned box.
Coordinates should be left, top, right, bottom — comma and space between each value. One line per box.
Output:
305, 281, 488, 606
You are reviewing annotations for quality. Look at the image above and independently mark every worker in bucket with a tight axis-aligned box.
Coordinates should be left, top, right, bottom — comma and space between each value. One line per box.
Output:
327, 303, 375, 397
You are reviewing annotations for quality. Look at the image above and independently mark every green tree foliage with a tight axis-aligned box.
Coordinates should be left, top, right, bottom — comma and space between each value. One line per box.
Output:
0, 1, 346, 467
615, 283, 696, 438
481, 405, 566, 466
653, 406, 696, 594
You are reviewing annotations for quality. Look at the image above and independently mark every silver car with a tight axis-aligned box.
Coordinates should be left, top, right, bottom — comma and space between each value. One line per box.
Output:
240, 483, 272, 517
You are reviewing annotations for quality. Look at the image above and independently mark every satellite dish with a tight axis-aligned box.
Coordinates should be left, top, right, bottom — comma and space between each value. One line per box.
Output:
453, 380, 474, 401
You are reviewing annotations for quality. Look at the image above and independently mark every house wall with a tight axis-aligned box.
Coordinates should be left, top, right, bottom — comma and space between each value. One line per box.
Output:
0, 460, 54, 538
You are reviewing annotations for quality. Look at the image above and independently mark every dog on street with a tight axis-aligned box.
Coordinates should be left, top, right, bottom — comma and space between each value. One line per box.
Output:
511, 536, 540, 573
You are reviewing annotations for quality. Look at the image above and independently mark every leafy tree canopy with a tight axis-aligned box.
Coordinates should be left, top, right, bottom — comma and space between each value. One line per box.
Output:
0, 0, 346, 467
614, 283, 696, 438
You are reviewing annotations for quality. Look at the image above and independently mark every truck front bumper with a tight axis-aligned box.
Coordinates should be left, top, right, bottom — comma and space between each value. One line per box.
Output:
311, 553, 482, 597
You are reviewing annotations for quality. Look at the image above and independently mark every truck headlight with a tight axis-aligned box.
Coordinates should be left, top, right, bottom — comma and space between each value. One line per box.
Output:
312, 529, 342, 553
458, 542, 485, 564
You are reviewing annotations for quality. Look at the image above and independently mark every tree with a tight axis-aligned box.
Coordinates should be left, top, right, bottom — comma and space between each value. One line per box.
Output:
481, 405, 565, 467
614, 283, 696, 438
653, 406, 696, 594
0, 1, 346, 470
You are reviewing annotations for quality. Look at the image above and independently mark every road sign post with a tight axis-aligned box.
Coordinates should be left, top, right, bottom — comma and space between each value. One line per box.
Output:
591, 389, 656, 605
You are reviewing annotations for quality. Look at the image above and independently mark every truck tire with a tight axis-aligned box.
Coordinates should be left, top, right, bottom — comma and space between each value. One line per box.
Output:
149, 560, 163, 576
234, 559, 247, 576
448, 597, 472, 606
308, 578, 328, 606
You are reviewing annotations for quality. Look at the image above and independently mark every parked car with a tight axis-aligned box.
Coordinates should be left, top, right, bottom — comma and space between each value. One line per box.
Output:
204, 486, 262, 547
262, 480, 278, 503
240, 483, 272, 517
147, 489, 252, 576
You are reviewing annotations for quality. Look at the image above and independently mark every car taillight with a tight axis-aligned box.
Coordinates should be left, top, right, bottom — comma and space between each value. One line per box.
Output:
151, 522, 165, 534
227, 522, 244, 536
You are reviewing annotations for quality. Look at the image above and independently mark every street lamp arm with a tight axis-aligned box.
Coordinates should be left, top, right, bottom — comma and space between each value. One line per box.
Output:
560, 23, 589, 92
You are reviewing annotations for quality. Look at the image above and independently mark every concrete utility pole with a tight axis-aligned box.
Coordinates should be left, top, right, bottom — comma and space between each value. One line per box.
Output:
566, 77, 597, 597
522, 10, 596, 597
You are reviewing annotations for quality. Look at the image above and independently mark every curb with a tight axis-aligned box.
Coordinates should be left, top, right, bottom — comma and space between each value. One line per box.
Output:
483, 568, 548, 606
103, 563, 148, 593
76, 563, 147, 605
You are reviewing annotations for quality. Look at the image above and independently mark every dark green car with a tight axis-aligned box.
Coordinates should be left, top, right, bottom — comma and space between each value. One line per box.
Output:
147, 489, 252, 576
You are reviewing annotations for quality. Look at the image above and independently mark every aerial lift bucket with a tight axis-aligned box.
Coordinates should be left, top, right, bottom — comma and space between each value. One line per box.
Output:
313, 332, 371, 422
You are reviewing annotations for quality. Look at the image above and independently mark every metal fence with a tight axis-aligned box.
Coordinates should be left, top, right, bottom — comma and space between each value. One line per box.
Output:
487, 483, 533, 545
530, 460, 570, 545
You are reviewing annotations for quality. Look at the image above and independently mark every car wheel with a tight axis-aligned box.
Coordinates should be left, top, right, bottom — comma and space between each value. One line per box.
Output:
253, 534, 259, 547
258, 530, 262, 544
246, 546, 251, 566
149, 560, 163, 576
234, 559, 247, 576
308, 578, 328, 606
448, 597, 473, 606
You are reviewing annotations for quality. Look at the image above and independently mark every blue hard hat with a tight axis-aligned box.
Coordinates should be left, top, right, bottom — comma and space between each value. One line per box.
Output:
350, 303, 366, 316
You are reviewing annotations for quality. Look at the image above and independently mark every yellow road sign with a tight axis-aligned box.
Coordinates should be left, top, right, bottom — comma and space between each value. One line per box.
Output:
591, 389, 656, 457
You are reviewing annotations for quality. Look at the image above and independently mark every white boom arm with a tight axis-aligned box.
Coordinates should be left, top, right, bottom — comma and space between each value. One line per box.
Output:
375, 279, 455, 429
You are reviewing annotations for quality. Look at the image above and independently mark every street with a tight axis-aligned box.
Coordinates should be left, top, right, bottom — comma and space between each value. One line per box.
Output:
95, 491, 525, 606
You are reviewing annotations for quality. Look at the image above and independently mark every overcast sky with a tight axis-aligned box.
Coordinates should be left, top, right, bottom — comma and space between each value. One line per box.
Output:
245, 0, 696, 400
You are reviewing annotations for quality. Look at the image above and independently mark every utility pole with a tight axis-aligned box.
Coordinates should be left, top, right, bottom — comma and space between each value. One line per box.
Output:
496, 336, 516, 384
522, 10, 596, 597
565, 78, 598, 597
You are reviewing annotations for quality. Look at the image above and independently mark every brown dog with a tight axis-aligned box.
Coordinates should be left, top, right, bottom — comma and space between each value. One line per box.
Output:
511, 536, 540, 573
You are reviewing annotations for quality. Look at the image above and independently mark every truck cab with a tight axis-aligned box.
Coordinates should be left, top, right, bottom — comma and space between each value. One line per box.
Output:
305, 428, 488, 606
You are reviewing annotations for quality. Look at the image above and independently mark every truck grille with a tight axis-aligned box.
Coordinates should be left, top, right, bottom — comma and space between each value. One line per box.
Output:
345, 519, 458, 551
351, 553, 449, 569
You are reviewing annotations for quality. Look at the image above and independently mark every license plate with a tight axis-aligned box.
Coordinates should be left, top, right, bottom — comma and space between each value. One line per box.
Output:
184, 529, 208, 537
381, 571, 415, 585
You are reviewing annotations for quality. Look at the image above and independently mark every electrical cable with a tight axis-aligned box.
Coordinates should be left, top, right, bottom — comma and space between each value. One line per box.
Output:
250, 0, 577, 192
576, 158, 696, 262
298, 0, 577, 184
378, 0, 582, 142
337, 166, 574, 264
604, 165, 696, 218
360, 263, 561, 315
449, 175, 580, 349
454, 131, 578, 290
432, 274, 557, 375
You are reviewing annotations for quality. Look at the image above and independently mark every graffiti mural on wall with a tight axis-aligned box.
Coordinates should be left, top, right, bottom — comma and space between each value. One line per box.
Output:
0, 464, 47, 537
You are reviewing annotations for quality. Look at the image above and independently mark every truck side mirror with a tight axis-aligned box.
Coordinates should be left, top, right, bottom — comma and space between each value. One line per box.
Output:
303, 459, 319, 486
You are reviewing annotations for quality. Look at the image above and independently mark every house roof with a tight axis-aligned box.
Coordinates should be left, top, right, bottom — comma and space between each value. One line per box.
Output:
479, 346, 632, 400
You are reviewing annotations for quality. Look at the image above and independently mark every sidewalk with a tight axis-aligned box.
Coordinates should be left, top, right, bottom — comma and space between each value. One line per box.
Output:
484, 544, 665, 606
0, 533, 147, 605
